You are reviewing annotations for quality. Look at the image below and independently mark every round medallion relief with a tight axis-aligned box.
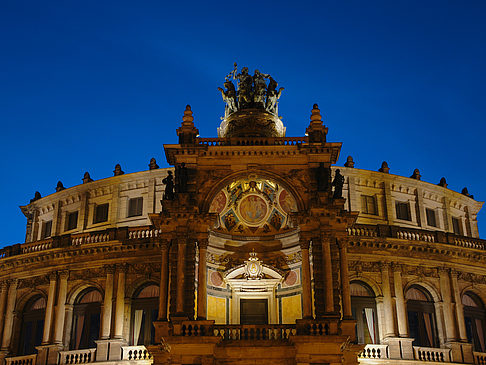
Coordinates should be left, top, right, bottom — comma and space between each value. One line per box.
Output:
238, 194, 268, 225
284, 270, 297, 286
210, 271, 223, 287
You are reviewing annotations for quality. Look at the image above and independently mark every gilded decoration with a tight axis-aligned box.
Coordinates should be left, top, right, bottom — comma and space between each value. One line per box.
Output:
209, 177, 297, 236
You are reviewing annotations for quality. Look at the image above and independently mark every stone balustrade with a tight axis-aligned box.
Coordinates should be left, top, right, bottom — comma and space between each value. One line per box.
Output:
197, 136, 308, 146
213, 324, 297, 341
121, 346, 152, 361
127, 227, 161, 240
358, 344, 389, 359
474, 352, 486, 365
59, 348, 96, 365
21, 239, 53, 253
413, 346, 451, 362
5, 354, 37, 365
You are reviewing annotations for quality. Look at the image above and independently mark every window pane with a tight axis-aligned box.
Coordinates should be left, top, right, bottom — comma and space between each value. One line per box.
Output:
67, 211, 78, 231
426, 209, 437, 227
452, 217, 462, 235
128, 197, 143, 217
41, 220, 52, 239
94, 204, 109, 223
396, 202, 411, 221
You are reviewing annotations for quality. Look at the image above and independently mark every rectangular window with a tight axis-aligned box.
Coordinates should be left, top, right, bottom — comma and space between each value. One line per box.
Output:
452, 217, 462, 235
41, 220, 52, 239
395, 201, 411, 221
361, 195, 377, 215
93, 203, 109, 224
128, 197, 143, 217
426, 208, 437, 227
66, 211, 79, 231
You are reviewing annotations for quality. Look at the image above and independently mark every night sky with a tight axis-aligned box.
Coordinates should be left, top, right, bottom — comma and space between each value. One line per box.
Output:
1, 1, 485, 246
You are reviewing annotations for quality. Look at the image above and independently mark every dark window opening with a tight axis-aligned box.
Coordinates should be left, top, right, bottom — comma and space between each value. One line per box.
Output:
93, 203, 109, 224
452, 217, 462, 235
66, 211, 79, 231
426, 208, 437, 227
71, 289, 102, 350
351, 282, 378, 344
361, 195, 378, 215
395, 201, 411, 221
41, 220, 52, 239
240, 299, 268, 325
128, 197, 143, 217
18, 296, 46, 355
406, 286, 439, 348
131, 285, 159, 345
463, 292, 486, 352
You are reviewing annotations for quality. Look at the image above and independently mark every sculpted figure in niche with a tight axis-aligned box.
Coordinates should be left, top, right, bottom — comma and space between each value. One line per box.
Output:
332, 169, 345, 199
265, 76, 284, 114
162, 171, 175, 200
218, 79, 237, 115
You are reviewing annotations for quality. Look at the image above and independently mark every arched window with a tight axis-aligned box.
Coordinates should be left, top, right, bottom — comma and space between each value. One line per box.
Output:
350, 281, 378, 344
406, 286, 438, 348
131, 284, 159, 345
70, 289, 102, 350
18, 296, 46, 355
463, 292, 486, 352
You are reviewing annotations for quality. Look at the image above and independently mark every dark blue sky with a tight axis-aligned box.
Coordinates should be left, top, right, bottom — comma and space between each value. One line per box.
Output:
1, 1, 485, 245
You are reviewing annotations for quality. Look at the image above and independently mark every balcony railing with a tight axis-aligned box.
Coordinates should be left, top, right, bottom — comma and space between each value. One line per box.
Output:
121, 346, 152, 361
474, 351, 486, 365
5, 354, 37, 365
413, 346, 451, 362
2, 222, 485, 260
197, 136, 308, 147
59, 348, 96, 365
213, 324, 297, 341
358, 344, 388, 359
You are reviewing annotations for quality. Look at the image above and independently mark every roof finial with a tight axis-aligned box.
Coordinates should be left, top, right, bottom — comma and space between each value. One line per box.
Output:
344, 156, 355, 168
378, 161, 390, 173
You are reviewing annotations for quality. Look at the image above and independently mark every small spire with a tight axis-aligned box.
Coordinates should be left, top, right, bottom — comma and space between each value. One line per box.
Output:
149, 157, 159, 170
410, 169, 421, 180
113, 164, 124, 176
56, 181, 65, 192
378, 161, 390, 173
310, 104, 322, 123
182, 105, 194, 123
306, 103, 328, 143
82, 172, 93, 184
177, 105, 199, 145
344, 156, 355, 168
30, 191, 42, 203
438, 177, 448, 188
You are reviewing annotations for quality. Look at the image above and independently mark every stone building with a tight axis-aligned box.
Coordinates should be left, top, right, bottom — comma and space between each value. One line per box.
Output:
1, 67, 485, 365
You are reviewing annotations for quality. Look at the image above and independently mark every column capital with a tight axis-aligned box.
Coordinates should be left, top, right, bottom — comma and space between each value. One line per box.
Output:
116, 263, 129, 273
198, 239, 209, 250
336, 237, 348, 249
438, 266, 451, 275
7, 278, 18, 287
379, 261, 390, 270
57, 271, 69, 280
0, 281, 7, 290
103, 265, 116, 275
391, 262, 403, 273
48, 272, 58, 282
159, 238, 171, 250
450, 269, 460, 278
299, 238, 310, 250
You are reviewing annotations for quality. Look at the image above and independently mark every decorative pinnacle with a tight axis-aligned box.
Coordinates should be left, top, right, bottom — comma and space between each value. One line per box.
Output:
344, 156, 355, 168
378, 161, 390, 173
310, 103, 322, 123
182, 105, 194, 124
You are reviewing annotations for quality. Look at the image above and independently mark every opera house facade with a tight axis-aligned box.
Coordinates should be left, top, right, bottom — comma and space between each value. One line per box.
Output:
1, 67, 485, 365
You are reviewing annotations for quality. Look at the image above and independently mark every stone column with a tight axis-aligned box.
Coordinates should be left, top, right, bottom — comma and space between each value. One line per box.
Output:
42, 273, 57, 344
114, 265, 126, 339
0, 282, 8, 342
451, 271, 467, 341
176, 238, 186, 315
339, 239, 352, 318
1, 279, 18, 350
53, 271, 68, 344
197, 239, 208, 320
393, 265, 409, 337
158, 240, 170, 321
439, 268, 457, 342
380, 262, 396, 337
300, 237, 313, 319
321, 235, 334, 314
101, 266, 114, 339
